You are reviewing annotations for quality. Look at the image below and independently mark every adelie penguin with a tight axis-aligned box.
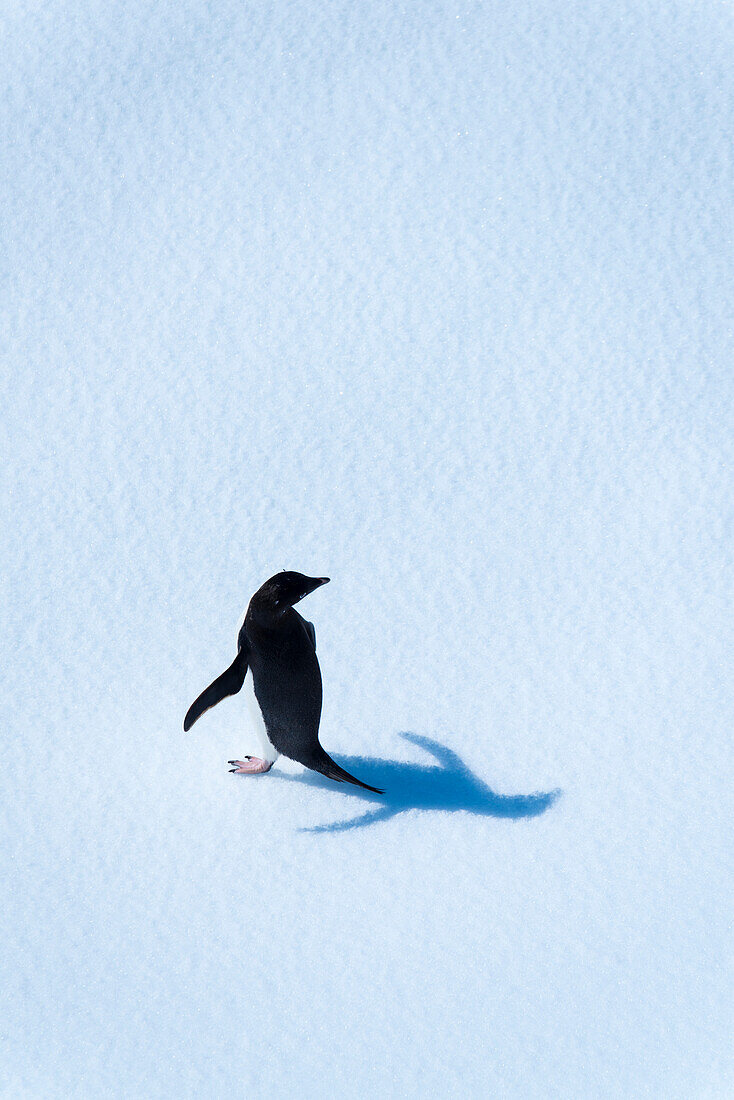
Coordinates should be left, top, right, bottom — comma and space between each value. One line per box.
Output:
184, 572, 383, 794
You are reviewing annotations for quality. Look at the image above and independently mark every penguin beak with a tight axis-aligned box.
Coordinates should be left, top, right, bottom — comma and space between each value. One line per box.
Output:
302, 576, 330, 598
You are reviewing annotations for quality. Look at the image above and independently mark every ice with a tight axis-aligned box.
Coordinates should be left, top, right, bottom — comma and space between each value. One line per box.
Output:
2, 1, 731, 1096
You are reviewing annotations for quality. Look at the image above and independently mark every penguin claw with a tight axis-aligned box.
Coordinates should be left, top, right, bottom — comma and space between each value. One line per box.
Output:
228, 758, 273, 775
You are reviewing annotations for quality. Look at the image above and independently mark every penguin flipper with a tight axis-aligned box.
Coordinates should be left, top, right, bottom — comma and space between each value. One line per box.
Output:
307, 745, 384, 795
184, 648, 248, 731
294, 610, 316, 651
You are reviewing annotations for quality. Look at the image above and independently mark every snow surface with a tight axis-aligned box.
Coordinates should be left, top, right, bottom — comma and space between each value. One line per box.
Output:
2, 1, 732, 1096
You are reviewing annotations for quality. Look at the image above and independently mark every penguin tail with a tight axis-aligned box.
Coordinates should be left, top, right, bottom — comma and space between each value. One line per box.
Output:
309, 747, 384, 795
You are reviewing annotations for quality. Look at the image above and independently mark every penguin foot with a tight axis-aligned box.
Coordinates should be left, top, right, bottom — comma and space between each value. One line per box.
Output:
228, 758, 273, 774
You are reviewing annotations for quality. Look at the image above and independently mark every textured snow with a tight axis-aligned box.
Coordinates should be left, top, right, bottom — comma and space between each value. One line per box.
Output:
2, 1, 732, 1096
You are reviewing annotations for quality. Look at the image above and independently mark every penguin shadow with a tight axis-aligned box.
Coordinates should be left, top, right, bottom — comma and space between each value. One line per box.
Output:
274, 732, 561, 833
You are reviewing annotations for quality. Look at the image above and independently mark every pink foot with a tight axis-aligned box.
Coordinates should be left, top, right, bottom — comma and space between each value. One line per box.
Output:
228, 757, 273, 775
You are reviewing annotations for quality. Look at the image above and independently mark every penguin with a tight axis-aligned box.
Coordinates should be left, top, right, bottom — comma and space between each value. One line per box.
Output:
184, 571, 383, 794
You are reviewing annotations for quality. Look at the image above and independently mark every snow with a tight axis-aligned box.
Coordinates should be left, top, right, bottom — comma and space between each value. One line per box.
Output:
2, 1, 732, 1096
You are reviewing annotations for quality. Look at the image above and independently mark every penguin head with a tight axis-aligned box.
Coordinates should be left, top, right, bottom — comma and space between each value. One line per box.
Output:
251, 571, 330, 619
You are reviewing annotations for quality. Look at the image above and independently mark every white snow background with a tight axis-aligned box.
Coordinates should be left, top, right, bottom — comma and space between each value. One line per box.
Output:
2, 1, 732, 1096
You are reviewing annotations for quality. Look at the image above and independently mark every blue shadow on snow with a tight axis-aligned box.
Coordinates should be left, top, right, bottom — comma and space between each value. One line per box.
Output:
273, 732, 561, 833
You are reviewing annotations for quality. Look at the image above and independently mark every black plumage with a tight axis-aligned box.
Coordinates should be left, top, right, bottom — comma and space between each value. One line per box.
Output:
184, 572, 383, 795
